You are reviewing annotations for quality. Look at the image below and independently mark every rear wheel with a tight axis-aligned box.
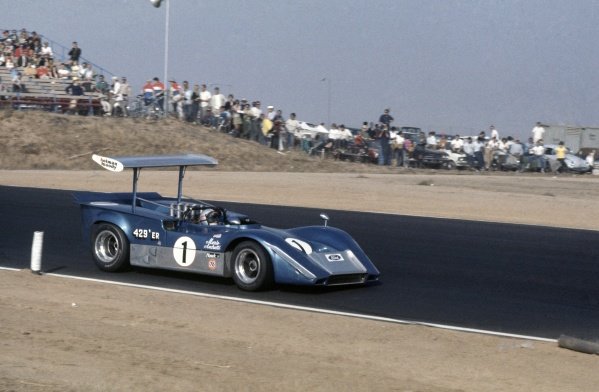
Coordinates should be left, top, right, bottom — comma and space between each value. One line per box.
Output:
231, 241, 273, 291
91, 223, 130, 272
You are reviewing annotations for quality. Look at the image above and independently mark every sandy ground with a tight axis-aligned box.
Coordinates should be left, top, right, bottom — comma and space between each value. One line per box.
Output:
1, 170, 598, 391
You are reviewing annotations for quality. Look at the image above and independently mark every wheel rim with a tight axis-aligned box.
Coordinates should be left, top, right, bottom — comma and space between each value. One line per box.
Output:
95, 230, 120, 264
234, 249, 261, 284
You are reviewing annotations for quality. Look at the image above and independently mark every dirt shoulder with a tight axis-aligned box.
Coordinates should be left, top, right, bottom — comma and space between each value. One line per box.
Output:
1, 171, 598, 392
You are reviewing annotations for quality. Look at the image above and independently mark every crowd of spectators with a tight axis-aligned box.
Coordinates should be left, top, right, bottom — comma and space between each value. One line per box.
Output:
2, 29, 595, 172
0, 29, 132, 116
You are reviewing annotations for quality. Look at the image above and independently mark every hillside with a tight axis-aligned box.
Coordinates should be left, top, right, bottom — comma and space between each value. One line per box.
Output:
1, 110, 397, 173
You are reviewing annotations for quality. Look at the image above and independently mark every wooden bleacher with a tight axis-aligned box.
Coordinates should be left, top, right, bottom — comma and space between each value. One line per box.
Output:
0, 66, 103, 114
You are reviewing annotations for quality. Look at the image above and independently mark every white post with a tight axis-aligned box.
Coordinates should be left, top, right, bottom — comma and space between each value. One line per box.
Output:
30, 231, 44, 274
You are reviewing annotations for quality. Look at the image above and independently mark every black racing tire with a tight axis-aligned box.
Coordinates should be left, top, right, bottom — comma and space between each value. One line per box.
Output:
231, 241, 273, 291
91, 223, 130, 272
445, 161, 456, 170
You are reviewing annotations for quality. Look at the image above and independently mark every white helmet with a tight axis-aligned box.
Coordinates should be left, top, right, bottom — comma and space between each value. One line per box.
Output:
198, 208, 220, 225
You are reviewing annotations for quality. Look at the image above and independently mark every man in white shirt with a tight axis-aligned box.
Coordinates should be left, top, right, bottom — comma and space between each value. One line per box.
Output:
531, 140, 546, 172
394, 130, 405, 167
451, 135, 464, 152
532, 122, 545, 143
210, 87, 225, 116
426, 132, 437, 149
490, 125, 499, 140
199, 84, 211, 119
285, 113, 299, 150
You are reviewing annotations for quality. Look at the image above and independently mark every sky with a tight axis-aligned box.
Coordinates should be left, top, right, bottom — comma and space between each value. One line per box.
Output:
3, 0, 599, 139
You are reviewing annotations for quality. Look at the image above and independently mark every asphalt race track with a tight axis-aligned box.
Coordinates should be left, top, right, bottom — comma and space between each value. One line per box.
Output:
1, 185, 598, 340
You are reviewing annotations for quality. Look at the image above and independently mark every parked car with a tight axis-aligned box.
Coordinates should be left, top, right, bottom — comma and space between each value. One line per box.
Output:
544, 144, 592, 173
297, 121, 329, 140
336, 140, 378, 163
409, 146, 453, 169
444, 149, 469, 170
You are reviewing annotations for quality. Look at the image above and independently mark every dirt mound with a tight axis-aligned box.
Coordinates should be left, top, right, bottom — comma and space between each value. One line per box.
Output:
0, 110, 395, 173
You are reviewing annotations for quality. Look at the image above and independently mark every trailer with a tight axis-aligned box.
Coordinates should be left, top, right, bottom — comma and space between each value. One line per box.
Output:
543, 124, 599, 154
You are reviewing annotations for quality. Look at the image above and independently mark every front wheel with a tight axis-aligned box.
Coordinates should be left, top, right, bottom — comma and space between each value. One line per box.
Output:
91, 223, 130, 272
231, 241, 273, 291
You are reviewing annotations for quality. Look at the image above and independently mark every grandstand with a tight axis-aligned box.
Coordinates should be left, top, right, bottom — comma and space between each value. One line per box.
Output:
0, 29, 114, 114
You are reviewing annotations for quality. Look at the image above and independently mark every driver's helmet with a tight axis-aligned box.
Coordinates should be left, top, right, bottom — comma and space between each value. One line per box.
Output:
198, 208, 220, 225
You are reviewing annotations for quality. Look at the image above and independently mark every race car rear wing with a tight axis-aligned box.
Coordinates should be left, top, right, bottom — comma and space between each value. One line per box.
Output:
92, 154, 218, 213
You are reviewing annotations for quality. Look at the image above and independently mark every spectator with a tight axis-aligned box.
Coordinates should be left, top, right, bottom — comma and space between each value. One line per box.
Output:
81, 76, 95, 93
79, 62, 94, 80
585, 150, 595, 167
473, 136, 485, 169
376, 124, 392, 166
555, 141, 567, 173
426, 131, 437, 149
95, 75, 110, 95
151, 77, 165, 110
393, 129, 405, 167
462, 137, 475, 168
210, 86, 225, 117
484, 137, 499, 170
115, 76, 131, 116
28, 31, 41, 50
15, 44, 29, 67
199, 84, 211, 119
285, 112, 299, 150
40, 41, 53, 58
338, 124, 353, 148
65, 79, 84, 95
531, 139, 546, 172
168, 79, 182, 118
261, 113, 273, 145
190, 84, 200, 123
57, 63, 70, 79
47, 59, 59, 78
379, 108, 394, 128
230, 101, 242, 137
36, 63, 50, 79
250, 101, 262, 142
242, 103, 253, 139
451, 134, 464, 152
182, 80, 193, 122
265, 105, 276, 121
141, 79, 154, 105
490, 125, 499, 140
68, 41, 81, 64
99, 94, 111, 116
23, 63, 37, 78
12, 72, 26, 92
532, 122, 545, 143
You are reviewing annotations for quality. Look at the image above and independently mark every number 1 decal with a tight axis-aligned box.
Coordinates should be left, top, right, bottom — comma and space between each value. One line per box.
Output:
174, 236, 196, 266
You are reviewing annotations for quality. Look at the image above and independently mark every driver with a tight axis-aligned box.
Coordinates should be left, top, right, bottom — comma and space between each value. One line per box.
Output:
197, 208, 221, 225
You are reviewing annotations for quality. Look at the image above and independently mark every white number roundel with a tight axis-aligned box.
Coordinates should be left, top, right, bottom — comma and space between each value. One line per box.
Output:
173, 236, 196, 266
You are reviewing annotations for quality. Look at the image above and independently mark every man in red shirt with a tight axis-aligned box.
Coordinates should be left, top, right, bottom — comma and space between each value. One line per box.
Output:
151, 77, 165, 110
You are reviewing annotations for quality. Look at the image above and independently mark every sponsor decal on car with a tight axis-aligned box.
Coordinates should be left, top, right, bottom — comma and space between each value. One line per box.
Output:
204, 237, 221, 251
208, 258, 217, 271
133, 228, 160, 240
325, 253, 344, 262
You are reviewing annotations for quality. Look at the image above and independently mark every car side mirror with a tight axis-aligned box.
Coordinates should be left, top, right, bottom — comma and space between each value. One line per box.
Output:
320, 213, 329, 227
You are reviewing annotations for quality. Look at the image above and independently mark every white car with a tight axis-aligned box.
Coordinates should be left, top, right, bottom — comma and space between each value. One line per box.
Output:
297, 121, 329, 140
544, 145, 592, 173
443, 149, 469, 169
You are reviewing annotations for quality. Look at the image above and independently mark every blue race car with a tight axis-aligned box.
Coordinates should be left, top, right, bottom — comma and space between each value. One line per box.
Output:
74, 154, 380, 291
